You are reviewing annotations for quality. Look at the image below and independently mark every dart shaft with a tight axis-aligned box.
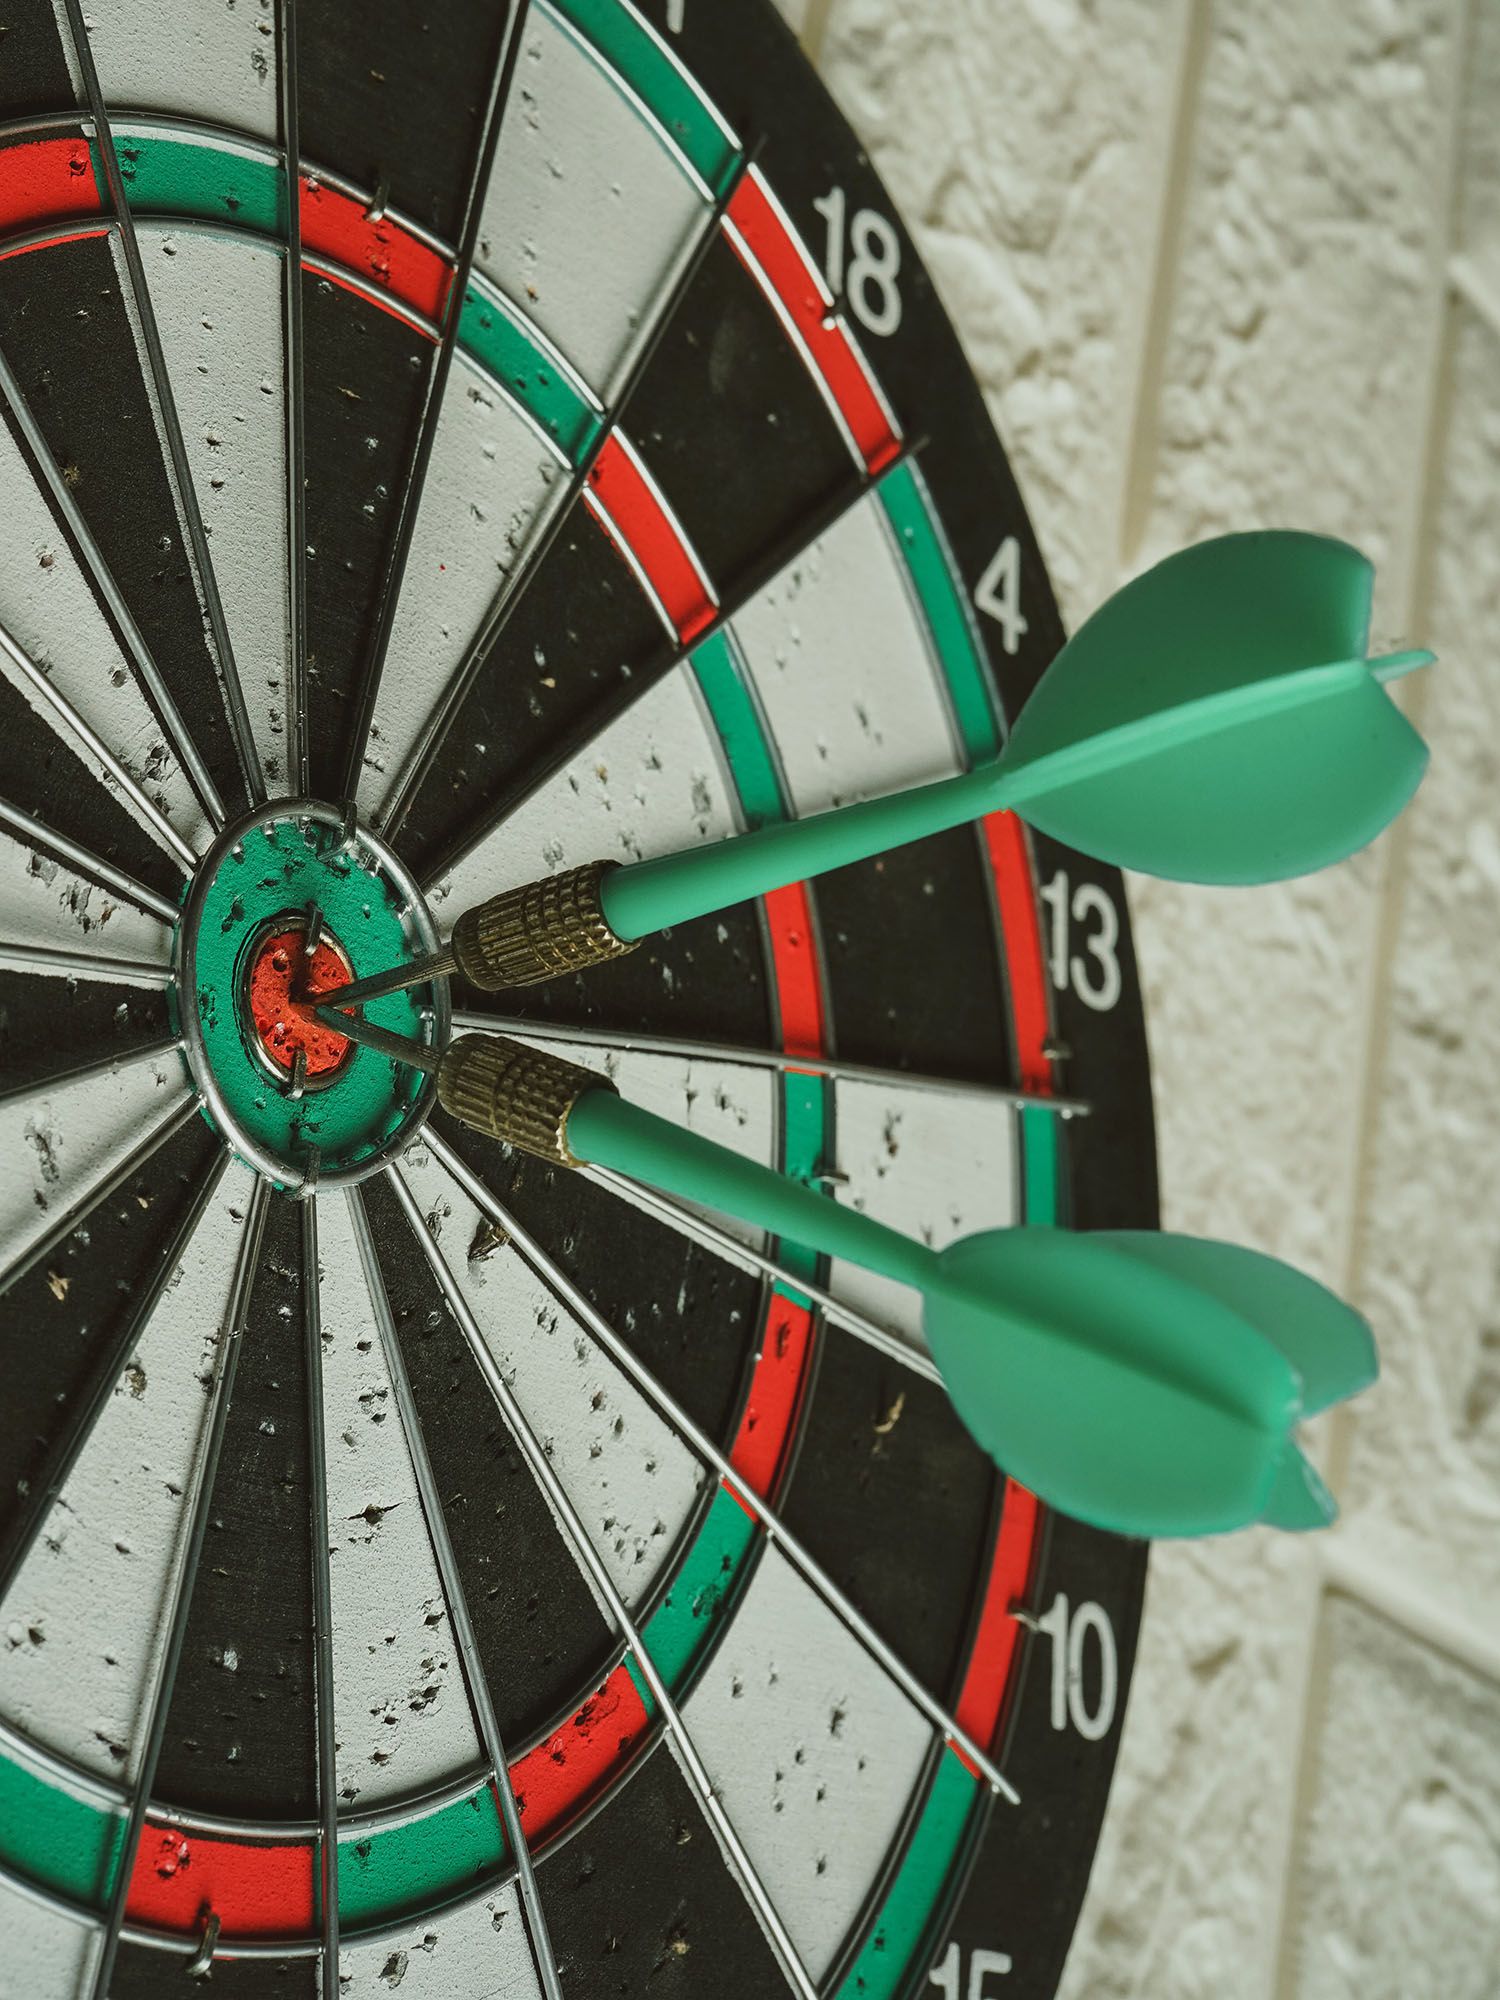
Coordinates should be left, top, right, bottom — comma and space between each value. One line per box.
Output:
314, 1004, 440, 1075
567, 1087, 941, 1295
601, 757, 1013, 941
315, 946, 455, 1010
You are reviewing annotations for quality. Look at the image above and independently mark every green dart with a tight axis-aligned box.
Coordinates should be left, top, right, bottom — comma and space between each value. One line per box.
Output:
320, 530, 1432, 1004
433, 1032, 1376, 1542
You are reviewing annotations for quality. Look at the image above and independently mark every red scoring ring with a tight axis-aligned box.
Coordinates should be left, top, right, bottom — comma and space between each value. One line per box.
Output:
245, 926, 356, 1079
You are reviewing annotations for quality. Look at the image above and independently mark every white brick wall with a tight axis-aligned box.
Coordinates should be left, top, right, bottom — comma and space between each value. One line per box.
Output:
780, 2, 1500, 1994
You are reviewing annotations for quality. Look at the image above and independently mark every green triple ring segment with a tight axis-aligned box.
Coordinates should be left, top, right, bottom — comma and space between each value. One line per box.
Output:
176, 807, 446, 1190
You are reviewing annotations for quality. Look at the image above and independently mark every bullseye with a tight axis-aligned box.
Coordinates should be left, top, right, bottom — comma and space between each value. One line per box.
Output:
243, 922, 356, 1082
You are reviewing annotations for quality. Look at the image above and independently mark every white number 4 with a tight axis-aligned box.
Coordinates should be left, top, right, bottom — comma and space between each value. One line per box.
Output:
930, 1943, 1013, 1996
975, 536, 1027, 656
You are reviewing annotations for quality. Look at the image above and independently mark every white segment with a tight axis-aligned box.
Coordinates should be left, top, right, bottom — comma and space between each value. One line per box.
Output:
314, 1192, 483, 1810
0, 416, 207, 854
730, 496, 964, 813
399, 1139, 706, 1611
678, 1542, 932, 1979
0, 1875, 97, 2000
338, 1881, 543, 2000
433, 662, 739, 916
137, 225, 291, 790
0, 1049, 189, 1281
826, 1081, 1020, 1350
358, 353, 568, 822
478, 4, 707, 400
0, 827, 169, 965
531, 1036, 778, 1254
0, 1163, 253, 1783
74, 0, 280, 140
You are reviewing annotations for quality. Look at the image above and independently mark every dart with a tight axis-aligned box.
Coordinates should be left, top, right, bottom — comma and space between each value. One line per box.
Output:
319, 530, 1432, 1001
431, 1031, 1375, 1542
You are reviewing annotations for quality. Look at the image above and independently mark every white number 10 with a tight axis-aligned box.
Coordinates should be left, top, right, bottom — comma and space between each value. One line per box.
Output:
930, 1943, 1013, 1996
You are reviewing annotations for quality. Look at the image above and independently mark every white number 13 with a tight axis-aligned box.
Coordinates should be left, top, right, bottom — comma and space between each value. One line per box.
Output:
1040, 869, 1121, 1013
930, 1943, 1013, 1996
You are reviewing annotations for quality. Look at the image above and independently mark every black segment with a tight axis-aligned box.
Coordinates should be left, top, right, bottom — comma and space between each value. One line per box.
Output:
781, 1327, 997, 1700
0, 1114, 215, 1556
0, 669, 183, 905
296, 0, 512, 245
435, 1119, 763, 1449
948, 1512, 1146, 2000
399, 500, 669, 881
105, 1944, 316, 1999
539, 1739, 790, 1998
0, 0, 75, 118
815, 829, 1014, 1082
154, 1197, 316, 1818
0, 236, 251, 819
461, 901, 772, 1050
365, 1176, 615, 1749
302, 270, 431, 801
0, 970, 170, 1099
624, 231, 853, 593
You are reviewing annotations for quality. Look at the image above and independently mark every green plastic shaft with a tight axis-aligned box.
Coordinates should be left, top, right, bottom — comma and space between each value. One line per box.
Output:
600, 758, 1014, 942
567, 1088, 941, 1294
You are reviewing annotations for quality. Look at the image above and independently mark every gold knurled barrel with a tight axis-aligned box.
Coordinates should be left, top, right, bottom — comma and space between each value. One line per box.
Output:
436, 1034, 609, 1167
449, 861, 635, 991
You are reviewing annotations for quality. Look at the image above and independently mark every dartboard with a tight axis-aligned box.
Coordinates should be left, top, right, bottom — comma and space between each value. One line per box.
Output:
0, 2, 1157, 1995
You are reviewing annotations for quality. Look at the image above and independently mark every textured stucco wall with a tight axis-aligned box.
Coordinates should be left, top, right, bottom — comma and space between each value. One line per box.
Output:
775, 1, 1500, 1995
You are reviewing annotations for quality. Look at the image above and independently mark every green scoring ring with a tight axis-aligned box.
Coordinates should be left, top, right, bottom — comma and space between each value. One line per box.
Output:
175, 804, 447, 1190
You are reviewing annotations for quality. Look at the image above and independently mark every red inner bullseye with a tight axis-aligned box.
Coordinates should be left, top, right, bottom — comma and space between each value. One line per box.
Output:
246, 926, 356, 1079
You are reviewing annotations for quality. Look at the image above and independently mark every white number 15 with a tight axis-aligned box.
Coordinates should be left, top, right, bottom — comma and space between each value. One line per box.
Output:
930, 1943, 1013, 1996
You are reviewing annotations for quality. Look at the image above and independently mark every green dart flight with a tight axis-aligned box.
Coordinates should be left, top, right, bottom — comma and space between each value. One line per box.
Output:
430, 1031, 1377, 1543
320, 529, 1433, 1010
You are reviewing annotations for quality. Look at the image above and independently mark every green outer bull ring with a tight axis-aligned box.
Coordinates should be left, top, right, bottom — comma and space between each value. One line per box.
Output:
174, 800, 449, 1193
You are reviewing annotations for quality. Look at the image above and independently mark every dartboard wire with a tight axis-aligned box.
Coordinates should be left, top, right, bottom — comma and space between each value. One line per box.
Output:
302, 1196, 340, 2000
420, 435, 925, 897
0, 793, 179, 926
0, 615, 197, 874
0, 1091, 201, 1308
0, 1150, 229, 1607
0, 939, 170, 986
58, 0, 267, 809
579, 1162, 942, 1387
337, 0, 534, 807
374, 138, 763, 846
0, 1033, 182, 1115
0, 343, 227, 832
385, 1166, 823, 2000
83, 1173, 270, 2000
277, 0, 310, 798
418, 1129, 1021, 1807
346, 1184, 567, 2000
451, 1011, 1089, 1118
